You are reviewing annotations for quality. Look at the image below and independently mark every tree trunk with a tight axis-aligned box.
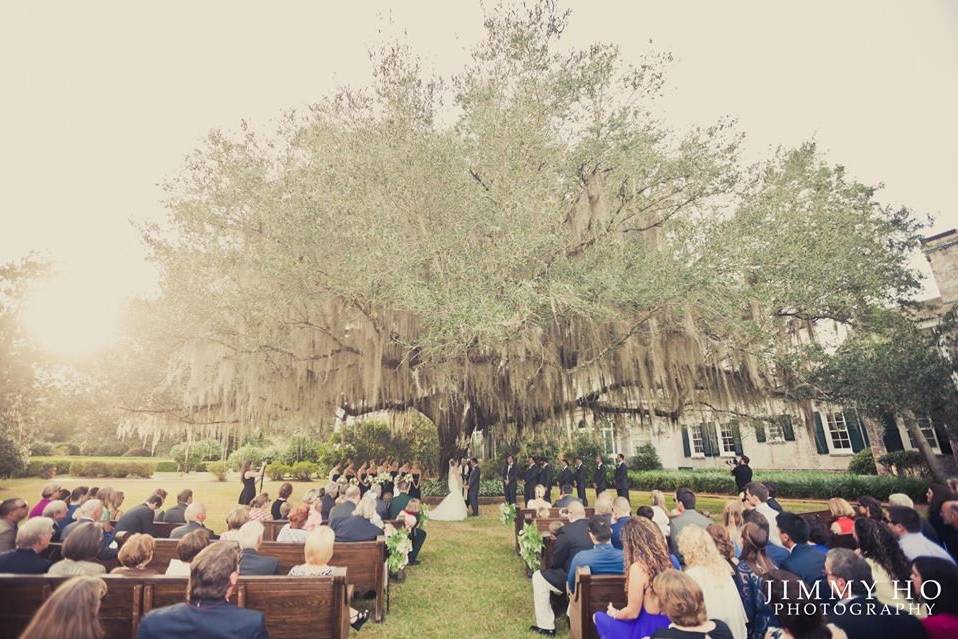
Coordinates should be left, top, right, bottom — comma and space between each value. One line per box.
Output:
903, 410, 947, 483
416, 396, 466, 472
861, 415, 890, 475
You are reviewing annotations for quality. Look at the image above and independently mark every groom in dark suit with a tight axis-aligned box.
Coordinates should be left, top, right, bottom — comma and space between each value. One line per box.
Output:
467, 458, 481, 516
502, 455, 518, 505
614, 453, 629, 501
573, 457, 588, 506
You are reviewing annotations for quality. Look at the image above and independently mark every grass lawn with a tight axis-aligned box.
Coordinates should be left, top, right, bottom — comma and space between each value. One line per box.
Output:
0, 474, 826, 638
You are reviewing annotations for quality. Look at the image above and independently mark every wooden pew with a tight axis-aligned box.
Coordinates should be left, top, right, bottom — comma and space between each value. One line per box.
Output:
263, 519, 287, 541
109, 520, 180, 539
569, 567, 627, 639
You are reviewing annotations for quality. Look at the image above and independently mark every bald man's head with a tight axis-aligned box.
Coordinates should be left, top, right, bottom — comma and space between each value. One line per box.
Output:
567, 501, 586, 521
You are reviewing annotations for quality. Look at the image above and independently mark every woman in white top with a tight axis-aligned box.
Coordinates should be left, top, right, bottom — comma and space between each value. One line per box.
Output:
650, 490, 671, 538
276, 504, 311, 543
48, 522, 106, 577
289, 527, 370, 631
677, 525, 748, 639
526, 484, 551, 511
165, 528, 210, 576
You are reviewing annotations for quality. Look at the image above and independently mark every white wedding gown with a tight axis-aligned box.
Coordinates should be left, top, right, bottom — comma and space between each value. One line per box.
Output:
429, 466, 468, 521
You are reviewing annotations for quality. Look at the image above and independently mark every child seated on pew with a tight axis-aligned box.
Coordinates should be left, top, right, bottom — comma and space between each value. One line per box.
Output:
289, 527, 370, 631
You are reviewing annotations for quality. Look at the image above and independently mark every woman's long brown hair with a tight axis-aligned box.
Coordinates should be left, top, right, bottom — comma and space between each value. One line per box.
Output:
621, 517, 672, 592
20, 576, 107, 639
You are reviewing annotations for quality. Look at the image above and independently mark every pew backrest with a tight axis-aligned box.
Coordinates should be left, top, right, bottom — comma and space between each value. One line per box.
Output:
569, 567, 627, 639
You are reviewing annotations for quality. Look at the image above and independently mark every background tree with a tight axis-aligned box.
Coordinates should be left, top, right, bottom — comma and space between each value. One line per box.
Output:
137, 2, 924, 468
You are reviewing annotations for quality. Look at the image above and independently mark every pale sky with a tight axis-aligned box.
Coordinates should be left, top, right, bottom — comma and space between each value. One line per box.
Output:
2, 1, 956, 355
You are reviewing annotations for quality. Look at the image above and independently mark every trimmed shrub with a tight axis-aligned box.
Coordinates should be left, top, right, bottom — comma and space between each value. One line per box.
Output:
848, 450, 877, 475
267, 463, 290, 481
155, 460, 178, 472
28, 441, 54, 456
290, 461, 317, 481
123, 447, 152, 457
878, 450, 929, 477
207, 461, 229, 481
422, 478, 503, 497
169, 442, 206, 472
68, 460, 155, 478
19, 458, 72, 478
629, 443, 663, 471
0, 431, 27, 478
227, 444, 267, 470
52, 442, 81, 456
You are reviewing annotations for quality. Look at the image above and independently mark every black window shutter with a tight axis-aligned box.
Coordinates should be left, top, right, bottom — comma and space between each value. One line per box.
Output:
934, 422, 953, 455
681, 428, 691, 457
814, 412, 829, 454
881, 412, 905, 452
845, 409, 865, 453
706, 423, 720, 457
731, 421, 744, 456
754, 421, 767, 443
781, 415, 796, 441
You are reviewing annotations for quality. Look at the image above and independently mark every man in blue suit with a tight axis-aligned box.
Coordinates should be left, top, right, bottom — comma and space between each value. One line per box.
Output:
137, 541, 268, 638
778, 512, 826, 585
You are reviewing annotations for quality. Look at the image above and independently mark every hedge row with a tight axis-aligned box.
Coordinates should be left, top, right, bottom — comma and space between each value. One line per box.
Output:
421, 478, 505, 498
16, 458, 156, 479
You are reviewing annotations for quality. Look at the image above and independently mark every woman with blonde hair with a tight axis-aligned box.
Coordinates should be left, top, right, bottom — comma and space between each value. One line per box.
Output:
827, 497, 855, 535
649, 570, 735, 639
92, 487, 113, 522
677, 525, 747, 639
219, 506, 250, 542
111, 533, 158, 576
594, 517, 672, 638
19, 576, 107, 639
650, 490, 671, 538
526, 484, 551, 510
723, 500, 744, 557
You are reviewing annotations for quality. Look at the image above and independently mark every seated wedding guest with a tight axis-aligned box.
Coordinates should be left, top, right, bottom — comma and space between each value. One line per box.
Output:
115, 494, 162, 535
289, 526, 370, 631
246, 493, 271, 522
650, 490, 671, 538
649, 570, 735, 639
330, 485, 362, 524
334, 494, 384, 542
912, 557, 958, 639
764, 483, 783, 513
828, 498, 856, 535
111, 533, 158, 576
927, 483, 956, 543
764, 569, 846, 639
527, 484, 551, 511
19, 575, 108, 639
723, 500, 744, 558
0, 516, 54, 573
735, 522, 777, 639
389, 480, 412, 519
743, 482, 783, 547
825, 548, 926, 639
159, 489, 192, 524
554, 484, 580, 509
850, 517, 915, 612
108, 489, 126, 520
529, 501, 592, 636
28, 483, 60, 518
778, 513, 826, 585
941, 500, 958, 560
60, 498, 115, 559
371, 484, 390, 520
220, 506, 250, 542
888, 506, 955, 563
594, 493, 614, 521
855, 495, 884, 521
670, 488, 711, 562
170, 503, 218, 540
42, 499, 69, 542
65, 486, 89, 522
594, 517, 671, 638
807, 518, 831, 554
567, 516, 624, 593
237, 520, 278, 575
93, 487, 114, 521
400, 498, 427, 565
48, 522, 107, 576
742, 510, 788, 567
0, 497, 29, 552
320, 483, 339, 522
166, 528, 210, 576
271, 482, 293, 520
610, 497, 631, 549
677, 525, 748, 639
890, 493, 942, 544
277, 503, 311, 543
279, 500, 291, 519
706, 524, 737, 574
137, 541, 268, 638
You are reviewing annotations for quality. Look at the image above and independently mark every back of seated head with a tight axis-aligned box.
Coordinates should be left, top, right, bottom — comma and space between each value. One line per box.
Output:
534, 484, 546, 498
405, 498, 421, 513
594, 494, 613, 515
16, 517, 54, 548
764, 482, 777, 498
278, 482, 293, 499
145, 495, 163, 508
764, 568, 829, 636
42, 500, 67, 518
226, 506, 250, 530
566, 500, 586, 520
588, 515, 613, 543
742, 509, 769, 530
0, 497, 25, 518
118, 533, 155, 568
675, 488, 696, 510
249, 493, 270, 509
776, 512, 809, 544
887, 493, 914, 509
561, 483, 573, 495
288, 503, 310, 527
237, 520, 264, 550
355, 496, 378, 520
825, 548, 873, 595
189, 542, 241, 603
636, 506, 655, 520
177, 529, 211, 563
63, 522, 102, 560
69, 486, 89, 502
302, 488, 319, 504
152, 489, 168, 500
176, 489, 193, 504
744, 482, 769, 502
279, 501, 292, 518
326, 482, 339, 496
345, 485, 362, 500
305, 526, 335, 565
75, 498, 103, 519
653, 570, 706, 626
612, 497, 631, 517
184, 502, 206, 522
806, 518, 830, 545
887, 506, 922, 533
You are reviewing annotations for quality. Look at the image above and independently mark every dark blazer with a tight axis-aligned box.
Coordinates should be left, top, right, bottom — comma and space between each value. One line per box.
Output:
0, 548, 51, 574
158, 502, 188, 524
270, 499, 286, 521
554, 495, 580, 509
329, 501, 356, 524
332, 516, 383, 543
573, 465, 588, 502
136, 599, 268, 639
614, 462, 628, 491
557, 466, 574, 488
539, 464, 554, 495
522, 464, 540, 501
320, 494, 336, 522
593, 463, 608, 492
826, 595, 926, 639
780, 543, 826, 585
170, 521, 218, 540
541, 518, 593, 590
467, 465, 481, 493
115, 504, 157, 535
239, 549, 279, 576
389, 494, 411, 520
502, 463, 518, 487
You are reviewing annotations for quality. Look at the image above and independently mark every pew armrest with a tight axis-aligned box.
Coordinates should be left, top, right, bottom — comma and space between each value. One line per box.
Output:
569, 566, 592, 639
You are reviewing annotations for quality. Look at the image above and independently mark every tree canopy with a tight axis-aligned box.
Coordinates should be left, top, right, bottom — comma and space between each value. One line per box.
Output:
138, 2, 923, 462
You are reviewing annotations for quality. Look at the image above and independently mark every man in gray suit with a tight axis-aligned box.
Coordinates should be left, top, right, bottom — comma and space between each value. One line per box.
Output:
170, 503, 217, 539
236, 520, 278, 575
467, 458, 481, 517
669, 487, 712, 564
329, 485, 361, 524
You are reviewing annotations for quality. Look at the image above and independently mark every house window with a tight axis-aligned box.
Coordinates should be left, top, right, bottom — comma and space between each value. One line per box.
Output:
766, 420, 785, 442
719, 423, 737, 456
689, 424, 705, 456
601, 423, 617, 456
908, 418, 941, 452
826, 412, 852, 451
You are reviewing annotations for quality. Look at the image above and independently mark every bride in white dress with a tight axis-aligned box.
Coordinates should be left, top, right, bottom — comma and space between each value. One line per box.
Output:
429, 459, 468, 521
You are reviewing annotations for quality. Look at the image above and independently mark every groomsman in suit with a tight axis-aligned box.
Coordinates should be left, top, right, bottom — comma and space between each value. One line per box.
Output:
538, 457, 554, 502
614, 453, 629, 501
557, 458, 573, 490
522, 456, 540, 506
593, 454, 608, 495
502, 455, 518, 505
573, 457, 588, 506
467, 458, 481, 516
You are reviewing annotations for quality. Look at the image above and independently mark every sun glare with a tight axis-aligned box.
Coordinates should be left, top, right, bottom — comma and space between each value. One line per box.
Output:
21, 272, 122, 358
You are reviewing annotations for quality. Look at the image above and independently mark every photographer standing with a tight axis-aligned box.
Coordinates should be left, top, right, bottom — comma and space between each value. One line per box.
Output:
730, 455, 752, 494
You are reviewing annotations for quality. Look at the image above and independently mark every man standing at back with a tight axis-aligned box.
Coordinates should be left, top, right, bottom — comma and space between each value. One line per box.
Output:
467, 458, 481, 517
613, 453, 629, 501
502, 455, 518, 505
522, 456, 540, 507
137, 541, 268, 638
593, 454, 608, 496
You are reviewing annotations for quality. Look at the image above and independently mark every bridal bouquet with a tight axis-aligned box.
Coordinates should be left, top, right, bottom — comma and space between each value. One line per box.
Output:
386, 528, 413, 574
499, 502, 517, 525
517, 522, 544, 572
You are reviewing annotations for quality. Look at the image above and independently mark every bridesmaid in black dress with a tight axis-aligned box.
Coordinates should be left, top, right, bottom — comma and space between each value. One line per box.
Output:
409, 463, 422, 499
238, 460, 257, 505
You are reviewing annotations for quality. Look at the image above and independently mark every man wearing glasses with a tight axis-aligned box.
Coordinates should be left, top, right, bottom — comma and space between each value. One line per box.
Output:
0, 498, 29, 552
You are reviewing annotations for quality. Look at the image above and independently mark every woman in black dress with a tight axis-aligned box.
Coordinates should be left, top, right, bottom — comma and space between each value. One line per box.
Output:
238, 461, 257, 505
409, 463, 422, 500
